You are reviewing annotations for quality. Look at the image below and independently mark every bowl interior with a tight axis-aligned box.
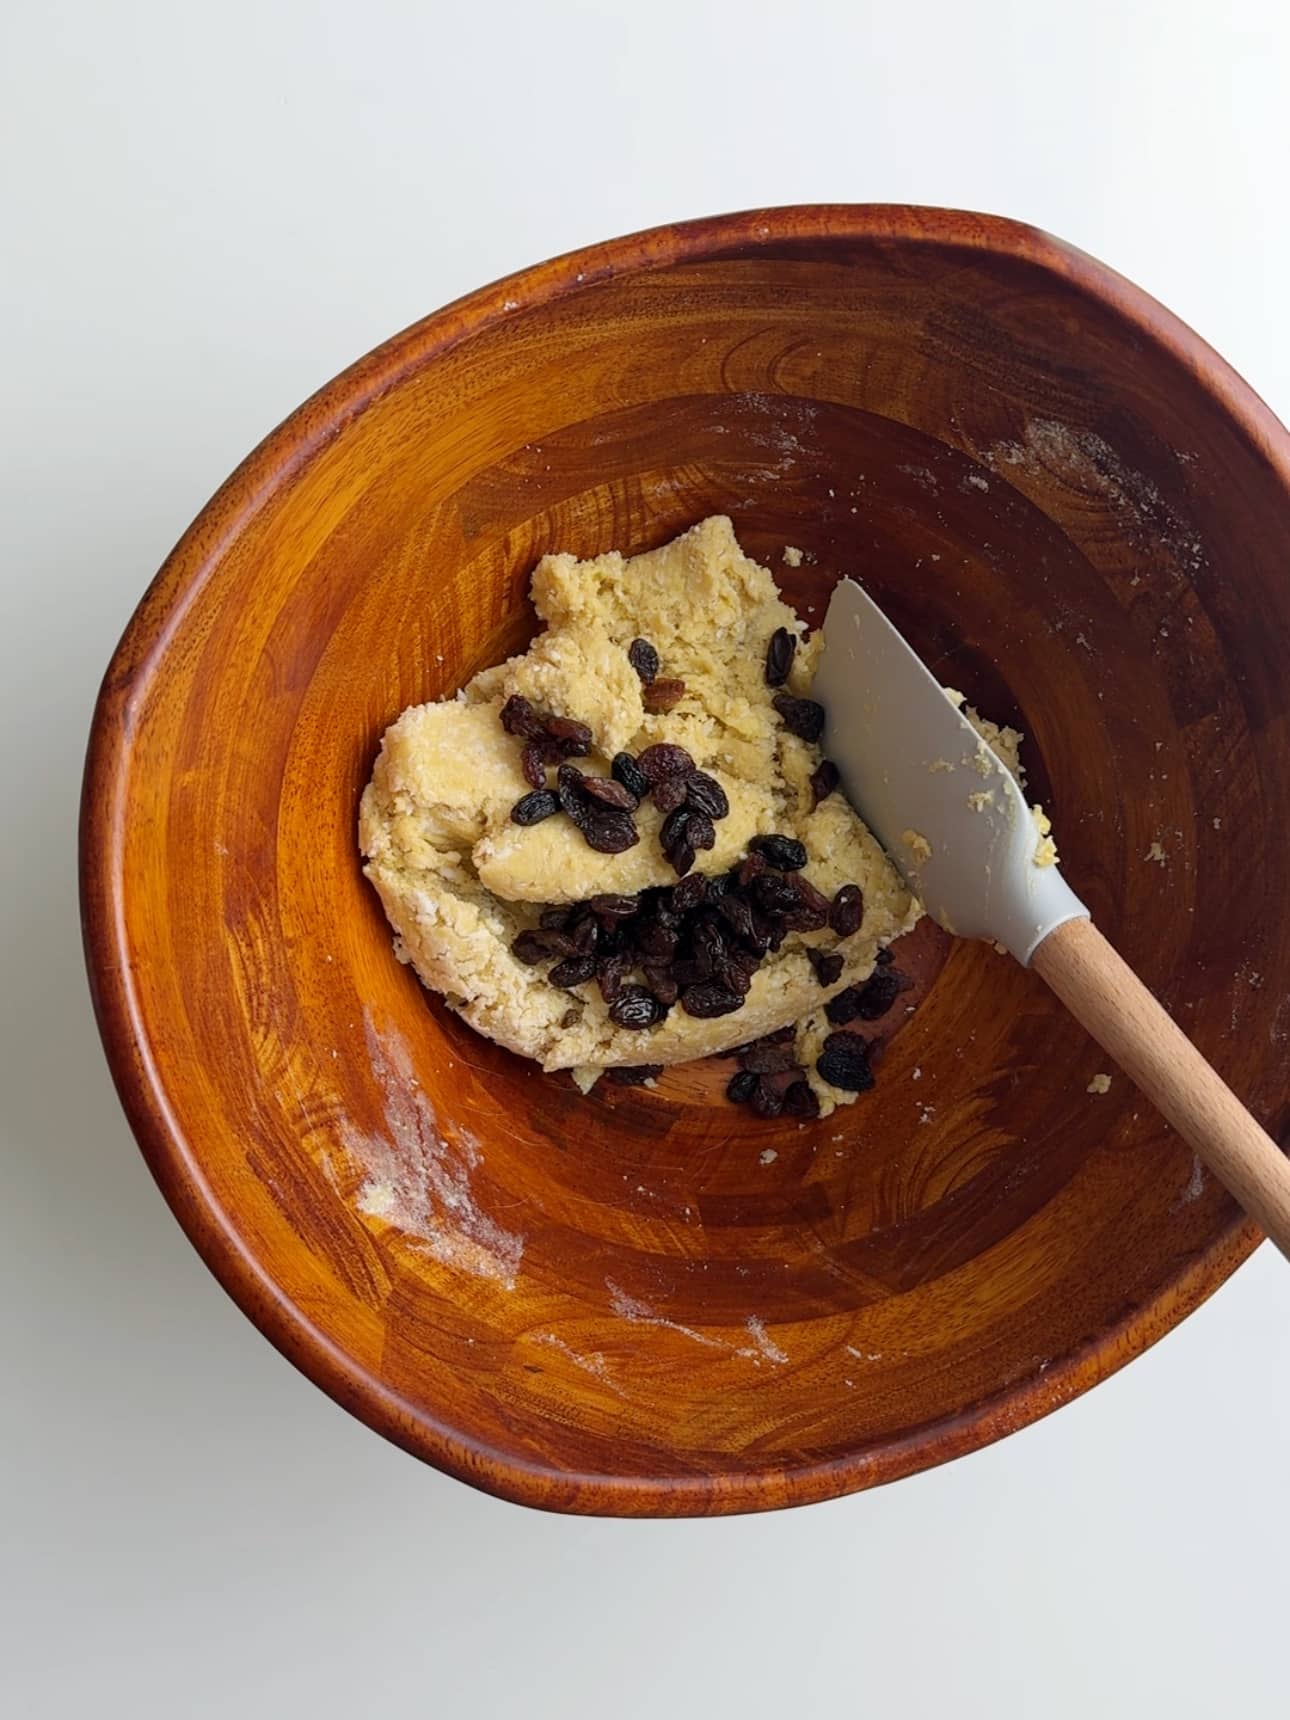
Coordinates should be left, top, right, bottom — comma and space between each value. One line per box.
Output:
87, 211, 1290, 1514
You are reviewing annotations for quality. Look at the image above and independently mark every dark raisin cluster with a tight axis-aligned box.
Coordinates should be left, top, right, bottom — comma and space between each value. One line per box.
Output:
507, 706, 734, 873
500, 624, 909, 1117
724, 1027, 821, 1118
504, 631, 842, 864
512, 842, 865, 1030
722, 946, 911, 1115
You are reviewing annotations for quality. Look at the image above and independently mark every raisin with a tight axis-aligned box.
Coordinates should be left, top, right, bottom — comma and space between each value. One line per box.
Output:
716, 892, 757, 945
780, 876, 831, 933
544, 715, 593, 757
810, 758, 840, 807
824, 985, 862, 1026
705, 870, 733, 899
521, 739, 550, 789
647, 776, 684, 816
850, 971, 904, 1020
816, 1031, 875, 1091
764, 626, 797, 687
685, 772, 729, 819
539, 905, 575, 931
511, 931, 552, 966
627, 638, 660, 683
741, 915, 773, 958
669, 958, 708, 988
596, 954, 632, 1004
791, 875, 831, 915
680, 983, 744, 1018
532, 928, 577, 957
714, 952, 752, 997
736, 851, 769, 887
875, 946, 894, 967
829, 884, 864, 937
549, 954, 597, 988
692, 918, 725, 976
590, 892, 640, 919
753, 873, 798, 914
660, 805, 692, 859
649, 891, 680, 929
780, 908, 826, 935
571, 914, 600, 954
642, 966, 680, 1007
726, 1069, 759, 1104
750, 833, 809, 872
557, 761, 588, 814
611, 752, 652, 801
636, 921, 678, 963
643, 677, 686, 712
670, 873, 708, 914
607, 1064, 663, 1086
511, 789, 559, 825
807, 947, 844, 986
686, 810, 716, 852
729, 946, 762, 979
783, 1081, 820, 1119
750, 1080, 785, 1119
582, 775, 638, 810
609, 986, 666, 1029
500, 694, 545, 738
556, 768, 638, 853
636, 743, 695, 783
741, 1042, 798, 1075
773, 693, 826, 741
585, 811, 640, 855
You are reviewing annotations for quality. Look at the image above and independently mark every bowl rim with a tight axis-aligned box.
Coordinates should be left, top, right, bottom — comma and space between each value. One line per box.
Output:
81, 202, 1279, 1517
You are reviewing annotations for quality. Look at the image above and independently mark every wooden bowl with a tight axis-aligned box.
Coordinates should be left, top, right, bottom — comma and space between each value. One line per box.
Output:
83, 206, 1290, 1515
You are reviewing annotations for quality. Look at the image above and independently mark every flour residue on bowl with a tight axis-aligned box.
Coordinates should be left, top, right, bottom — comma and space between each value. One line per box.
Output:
982, 418, 1204, 573
533, 1331, 627, 1397
736, 392, 821, 476
1171, 1153, 1207, 1210
339, 1010, 524, 1288
606, 1279, 788, 1367
606, 1280, 728, 1351
744, 1316, 788, 1364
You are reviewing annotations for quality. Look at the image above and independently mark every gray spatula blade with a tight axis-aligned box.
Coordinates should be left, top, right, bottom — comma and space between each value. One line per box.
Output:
812, 579, 1087, 964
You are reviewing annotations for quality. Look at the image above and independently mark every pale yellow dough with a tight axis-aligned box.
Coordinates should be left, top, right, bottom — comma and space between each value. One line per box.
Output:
360, 516, 919, 1087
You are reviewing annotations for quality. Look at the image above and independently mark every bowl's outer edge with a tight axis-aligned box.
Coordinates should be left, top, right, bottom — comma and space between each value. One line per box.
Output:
80, 203, 1276, 1517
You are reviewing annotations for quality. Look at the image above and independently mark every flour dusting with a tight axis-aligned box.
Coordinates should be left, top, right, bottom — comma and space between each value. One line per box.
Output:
533, 1332, 625, 1395
607, 1280, 786, 1365
982, 418, 1204, 572
606, 1280, 727, 1351
1172, 1153, 1207, 1210
341, 1012, 524, 1288
897, 462, 940, 494
743, 1316, 788, 1364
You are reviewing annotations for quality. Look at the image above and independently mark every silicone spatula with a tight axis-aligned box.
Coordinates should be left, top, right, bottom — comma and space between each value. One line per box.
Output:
814, 577, 1290, 1258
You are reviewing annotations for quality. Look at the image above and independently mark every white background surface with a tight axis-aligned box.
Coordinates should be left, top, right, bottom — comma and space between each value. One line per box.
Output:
4, 3, 1288, 1715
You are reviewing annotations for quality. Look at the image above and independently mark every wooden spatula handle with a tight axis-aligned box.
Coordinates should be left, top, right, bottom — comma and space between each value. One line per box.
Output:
1032, 916, 1290, 1259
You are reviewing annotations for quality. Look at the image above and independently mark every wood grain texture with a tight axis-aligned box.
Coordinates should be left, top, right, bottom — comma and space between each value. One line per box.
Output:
81, 205, 1290, 1516
1032, 918, 1290, 1258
